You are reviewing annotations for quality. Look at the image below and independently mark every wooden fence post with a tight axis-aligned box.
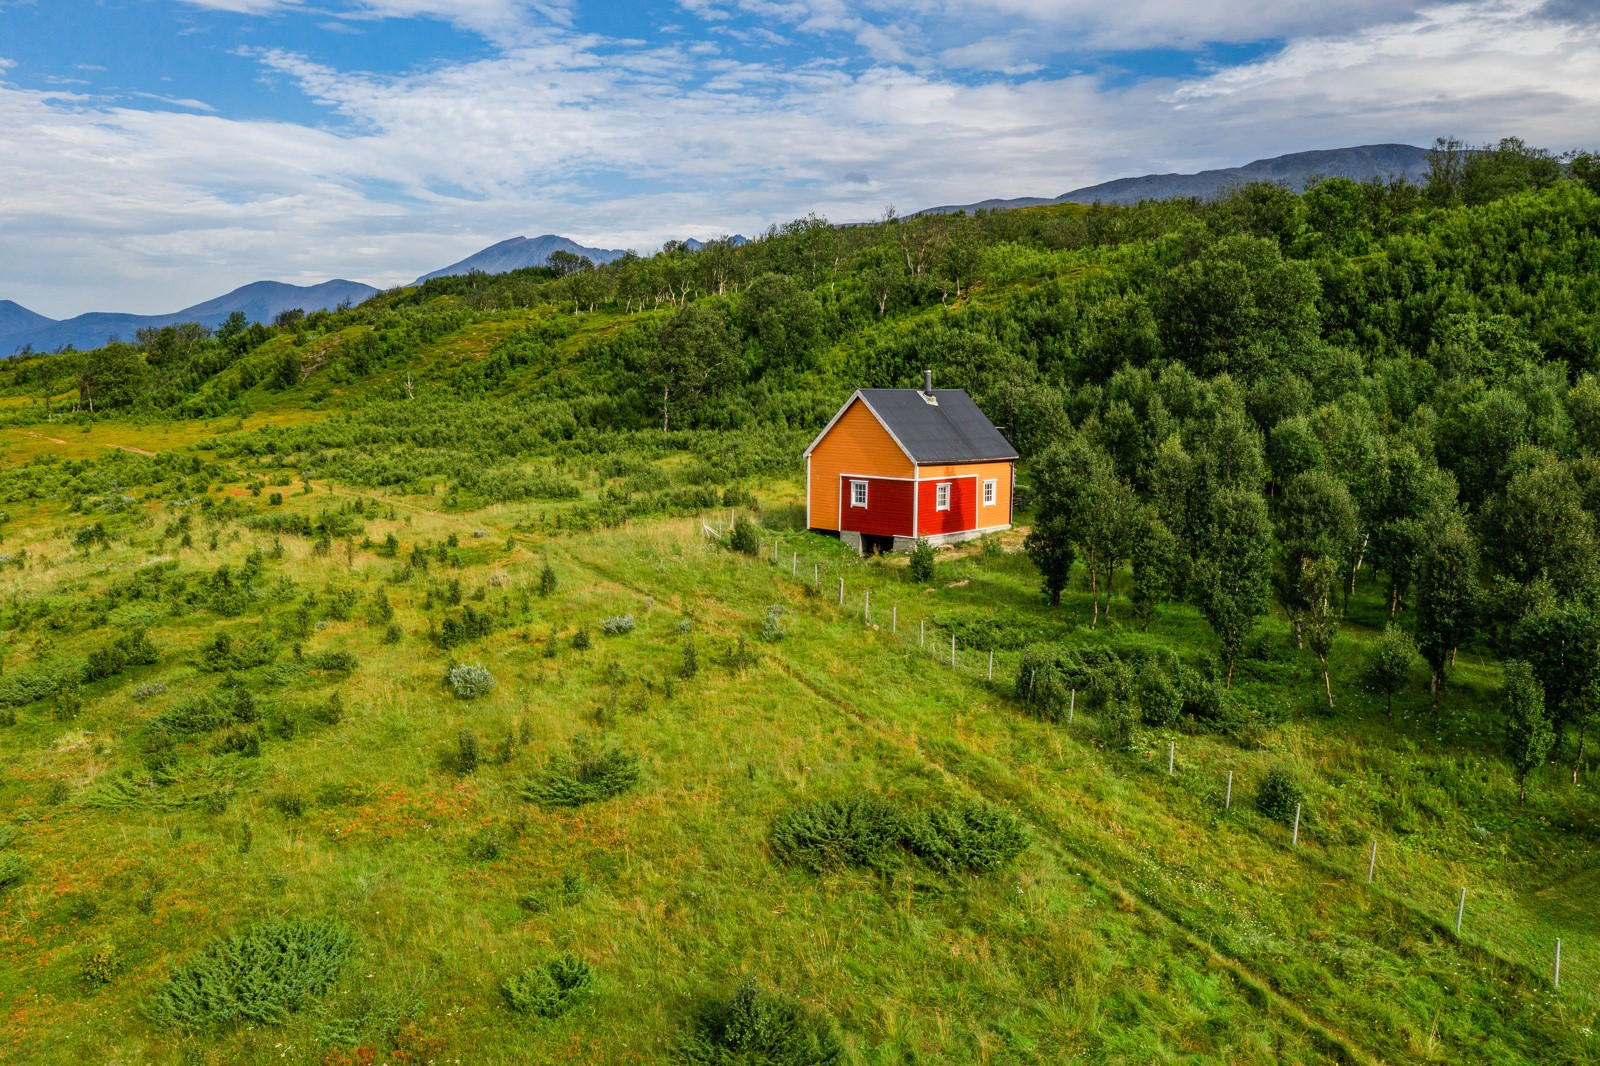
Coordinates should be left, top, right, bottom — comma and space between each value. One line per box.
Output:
864, 589, 870, 623
838, 576, 844, 605
1225, 770, 1233, 810
920, 620, 925, 648
1554, 938, 1562, 989
892, 605, 897, 634
1292, 804, 1302, 847
1068, 689, 1075, 725
988, 649, 994, 681
1455, 887, 1466, 934
1168, 739, 1175, 775
1367, 839, 1377, 883
951, 634, 956, 667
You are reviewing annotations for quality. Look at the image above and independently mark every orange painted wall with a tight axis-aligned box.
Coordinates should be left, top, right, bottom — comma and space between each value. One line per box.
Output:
808, 399, 914, 530
914, 460, 1014, 533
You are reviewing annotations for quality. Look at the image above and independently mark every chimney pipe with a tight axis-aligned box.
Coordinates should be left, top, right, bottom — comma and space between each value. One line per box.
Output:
923, 369, 933, 395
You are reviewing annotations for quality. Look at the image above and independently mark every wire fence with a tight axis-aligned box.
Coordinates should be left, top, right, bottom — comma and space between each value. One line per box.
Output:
698, 517, 1588, 1001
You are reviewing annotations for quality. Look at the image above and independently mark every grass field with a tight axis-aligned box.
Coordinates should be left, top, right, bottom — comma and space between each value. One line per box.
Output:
0, 414, 1597, 1065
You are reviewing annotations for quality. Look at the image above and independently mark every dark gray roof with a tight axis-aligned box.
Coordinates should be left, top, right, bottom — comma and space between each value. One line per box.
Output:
856, 388, 1018, 464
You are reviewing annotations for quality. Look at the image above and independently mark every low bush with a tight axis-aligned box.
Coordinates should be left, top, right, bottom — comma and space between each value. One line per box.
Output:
307, 651, 358, 675
1013, 646, 1090, 723
1256, 766, 1307, 825
0, 852, 27, 894
769, 795, 906, 873
132, 681, 168, 701
600, 614, 636, 636
677, 977, 843, 1066
501, 954, 594, 1019
904, 799, 1029, 875
518, 737, 640, 808
81, 941, 126, 987
727, 514, 759, 555
144, 918, 355, 1030
447, 662, 496, 700
760, 605, 785, 643
908, 539, 935, 583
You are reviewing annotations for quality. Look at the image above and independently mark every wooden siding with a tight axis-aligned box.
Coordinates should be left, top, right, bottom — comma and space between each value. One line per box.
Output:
839, 476, 915, 537
917, 476, 978, 535
914, 460, 1014, 535
808, 399, 913, 530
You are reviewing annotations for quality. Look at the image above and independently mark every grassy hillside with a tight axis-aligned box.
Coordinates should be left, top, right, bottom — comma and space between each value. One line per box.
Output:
4, 152, 1600, 1063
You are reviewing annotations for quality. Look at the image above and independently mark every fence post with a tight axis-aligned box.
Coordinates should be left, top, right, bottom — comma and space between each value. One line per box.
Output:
892, 605, 897, 634
1292, 804, 1301, 847
864, 589, 870, 623
1225, 770, 1233, 810
773, 540, 779, 563
920, 620, 925, 648
988, 649, 994, 681
951, 634, 956, 667
1555, 938, 1562, 989
814, 563, 818, 587
1068, 689, 1075, 725
1455, 886, 1467, 934
1168, 739, 1175, 775
838, 576, 844, 605
1367, 839, 1377, 883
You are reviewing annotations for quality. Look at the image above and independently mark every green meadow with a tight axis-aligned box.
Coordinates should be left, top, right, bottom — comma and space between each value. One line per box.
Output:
3, 150, 1600, 1062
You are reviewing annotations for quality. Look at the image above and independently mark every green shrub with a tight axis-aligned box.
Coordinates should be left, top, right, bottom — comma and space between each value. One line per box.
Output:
769, 795, 906, 873
677, 977, 843, 1066
1013, 646, 1089, 723
518, 737, 640, 808
1136, 658, 1182, 727
268, 789, 307, 818
760, 605, 785, 643
727, 514, 759, 556
908, 539, 935, 583
455, 728, 481, 774
465, 826, 502, 862
501, 954, 594, 1019
905, 799, 1030, 874
0, 823, 16, 850
571, 627, 591, 651
680, 636, 699, 679
81, 941, 125, 987
447, 662, 496, 700
0, 851, 27, 894
1255, 766, 1307, 825
1099, 700, 1137, 753
538, 560, 557, 596
144, 918, 355, 1030
307, 651, 358, 675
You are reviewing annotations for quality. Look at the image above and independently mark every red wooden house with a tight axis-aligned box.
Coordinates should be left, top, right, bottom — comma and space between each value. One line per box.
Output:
805, 372, 1019, 554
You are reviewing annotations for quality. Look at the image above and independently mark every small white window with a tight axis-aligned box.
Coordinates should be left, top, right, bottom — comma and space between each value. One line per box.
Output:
983, 479, 997, 506
935, 483, 951, 511
850, 480, 869, 508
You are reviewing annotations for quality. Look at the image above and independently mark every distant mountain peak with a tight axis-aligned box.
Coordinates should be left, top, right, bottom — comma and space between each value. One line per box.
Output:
414, 234, 630, 284
916, 143, 1434, 216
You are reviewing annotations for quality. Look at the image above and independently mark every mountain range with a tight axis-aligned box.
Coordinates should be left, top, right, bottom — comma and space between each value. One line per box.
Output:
1, 280, 379, 357
3, 144, 1438, 355
915, 143, 1433, 215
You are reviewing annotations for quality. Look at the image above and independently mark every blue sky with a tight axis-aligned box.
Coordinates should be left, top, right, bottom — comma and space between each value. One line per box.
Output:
1, 0, 1598, 316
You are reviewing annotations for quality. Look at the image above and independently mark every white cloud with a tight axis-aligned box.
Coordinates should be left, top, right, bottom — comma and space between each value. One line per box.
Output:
3, 0, 1600, 316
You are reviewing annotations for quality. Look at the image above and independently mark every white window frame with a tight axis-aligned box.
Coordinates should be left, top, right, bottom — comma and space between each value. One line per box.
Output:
850, 480, 869, 508
982, 479, 997, 506
935, 483, 951, 512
